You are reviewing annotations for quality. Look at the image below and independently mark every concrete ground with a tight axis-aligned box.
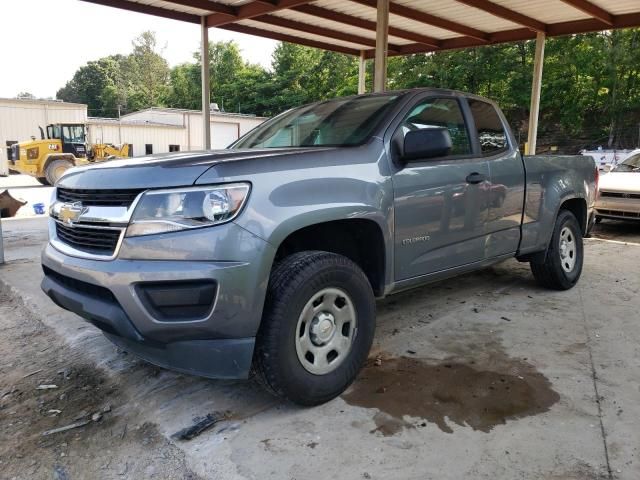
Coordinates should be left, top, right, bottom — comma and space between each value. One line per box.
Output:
0, 217, 639, 480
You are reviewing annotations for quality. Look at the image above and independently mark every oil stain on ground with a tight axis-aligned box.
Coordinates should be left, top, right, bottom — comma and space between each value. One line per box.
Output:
342, 354, 560, 435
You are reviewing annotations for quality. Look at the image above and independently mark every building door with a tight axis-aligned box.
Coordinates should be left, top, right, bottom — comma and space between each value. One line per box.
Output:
211, 122, 239, 149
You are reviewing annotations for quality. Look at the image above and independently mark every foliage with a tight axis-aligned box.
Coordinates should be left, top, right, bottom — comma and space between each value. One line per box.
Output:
56, 29, 640, 151
56, 56, 125, 116
57, 32, 169, 116
122, 31, 171, 112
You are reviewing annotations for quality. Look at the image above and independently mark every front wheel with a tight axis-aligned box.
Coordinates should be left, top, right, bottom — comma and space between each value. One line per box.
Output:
253, 251, 376, 406
45, 159, 73, 185
530, 210, 584, 290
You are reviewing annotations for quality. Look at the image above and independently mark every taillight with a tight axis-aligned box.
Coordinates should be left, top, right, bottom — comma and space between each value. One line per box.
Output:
594, 166, 600, 199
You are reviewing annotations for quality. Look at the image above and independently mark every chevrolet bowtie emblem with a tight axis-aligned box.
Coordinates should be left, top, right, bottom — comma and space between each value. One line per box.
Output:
58, 201, 86, 226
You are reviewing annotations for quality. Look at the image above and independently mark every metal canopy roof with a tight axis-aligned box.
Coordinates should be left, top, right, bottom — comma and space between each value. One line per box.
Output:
82, 0, 640, 57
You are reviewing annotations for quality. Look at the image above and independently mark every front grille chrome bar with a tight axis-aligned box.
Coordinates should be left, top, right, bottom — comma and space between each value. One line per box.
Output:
49, 189, 146, 261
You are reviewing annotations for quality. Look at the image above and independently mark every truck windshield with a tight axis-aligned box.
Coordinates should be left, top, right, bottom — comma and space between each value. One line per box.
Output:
232, 94, 402, 149
62, 125, 85, 144
613, 153, 640, 172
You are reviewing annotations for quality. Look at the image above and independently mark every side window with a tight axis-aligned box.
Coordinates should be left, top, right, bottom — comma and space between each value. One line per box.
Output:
399, 98, 471, 157
468, 100, 508, 155
48, 125, 61, 139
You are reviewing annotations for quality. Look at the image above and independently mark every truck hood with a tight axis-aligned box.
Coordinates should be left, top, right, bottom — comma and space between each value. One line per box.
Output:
599, 171, 640, 193
57, 148, 338, 190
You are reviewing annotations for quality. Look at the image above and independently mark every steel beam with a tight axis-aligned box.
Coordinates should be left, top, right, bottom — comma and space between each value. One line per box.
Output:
358, 51, 367, 94
527, 32, 546, 155
373, 0, 389, 92
0, 219, 4, 265
201, 16, 211, 150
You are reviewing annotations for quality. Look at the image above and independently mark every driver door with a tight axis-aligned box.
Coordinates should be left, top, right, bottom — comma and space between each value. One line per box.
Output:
391, 96, 491, 280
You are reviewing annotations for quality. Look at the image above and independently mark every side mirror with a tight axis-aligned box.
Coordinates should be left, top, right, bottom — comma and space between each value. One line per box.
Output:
402, 128, 452, 162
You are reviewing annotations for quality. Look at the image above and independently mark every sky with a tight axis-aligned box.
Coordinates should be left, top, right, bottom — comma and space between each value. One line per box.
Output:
0, 0, 277, 99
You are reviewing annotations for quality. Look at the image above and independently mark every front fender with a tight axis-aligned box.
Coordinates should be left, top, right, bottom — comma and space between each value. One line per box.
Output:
233, 171, 395, 289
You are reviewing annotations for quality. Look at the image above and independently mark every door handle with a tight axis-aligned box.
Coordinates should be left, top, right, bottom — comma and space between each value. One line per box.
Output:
466, 172, 486, 184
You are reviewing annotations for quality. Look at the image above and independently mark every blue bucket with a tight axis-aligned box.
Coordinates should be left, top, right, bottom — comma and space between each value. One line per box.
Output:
33, 202, 45, 215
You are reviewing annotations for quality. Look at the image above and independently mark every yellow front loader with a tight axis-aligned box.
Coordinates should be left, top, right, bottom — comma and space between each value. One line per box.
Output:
8, 123, 129, 185
89, 143, 130, 161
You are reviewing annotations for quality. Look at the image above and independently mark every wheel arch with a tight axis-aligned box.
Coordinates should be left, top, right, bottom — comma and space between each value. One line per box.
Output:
558, 197, 588, 235
272, 217, 388, 297
518, 195, 587, 263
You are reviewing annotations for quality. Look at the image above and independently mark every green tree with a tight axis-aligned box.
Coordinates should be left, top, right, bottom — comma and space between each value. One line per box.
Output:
56, 56, 124, 116
123, 31, 170, 111
166, 62, 201, 110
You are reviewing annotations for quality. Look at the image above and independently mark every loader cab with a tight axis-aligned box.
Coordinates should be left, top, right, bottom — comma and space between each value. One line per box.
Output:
46, 123, 88, 158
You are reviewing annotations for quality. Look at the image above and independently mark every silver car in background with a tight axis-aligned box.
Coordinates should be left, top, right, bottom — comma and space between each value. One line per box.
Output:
595, 152, 640, 222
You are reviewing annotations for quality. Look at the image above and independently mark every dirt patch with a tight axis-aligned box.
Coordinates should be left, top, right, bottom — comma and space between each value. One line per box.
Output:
342, 352, 559, 435
0, 284, 202, 479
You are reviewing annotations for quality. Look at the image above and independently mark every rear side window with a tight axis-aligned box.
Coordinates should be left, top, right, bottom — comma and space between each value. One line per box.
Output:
468, 100, 508, 155
399, 98, 471, 156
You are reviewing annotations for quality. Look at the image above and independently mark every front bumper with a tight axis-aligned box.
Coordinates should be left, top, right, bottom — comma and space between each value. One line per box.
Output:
595, 195, 640, 221
41, 223, 275, 379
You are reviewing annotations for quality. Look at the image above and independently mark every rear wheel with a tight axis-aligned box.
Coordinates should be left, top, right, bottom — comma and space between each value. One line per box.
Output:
253, 251, 376, 406
45, 159, 73, 185
530, 210, 583, 290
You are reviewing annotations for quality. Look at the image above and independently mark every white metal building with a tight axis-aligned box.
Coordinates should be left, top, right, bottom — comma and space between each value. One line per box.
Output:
119, 107, 265, 152
87, 118, 187, 158
1, 99, 266, 175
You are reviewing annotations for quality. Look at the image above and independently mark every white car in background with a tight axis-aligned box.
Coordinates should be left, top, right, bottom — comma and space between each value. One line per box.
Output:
595, 151, 640, 222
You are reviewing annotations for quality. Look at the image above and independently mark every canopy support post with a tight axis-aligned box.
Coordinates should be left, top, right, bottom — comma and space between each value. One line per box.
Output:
373, 0, 389, 93
201, 16, 211, 150
358, 51, 367, 94
527, 31, 546, 155
0, 219, 4, 265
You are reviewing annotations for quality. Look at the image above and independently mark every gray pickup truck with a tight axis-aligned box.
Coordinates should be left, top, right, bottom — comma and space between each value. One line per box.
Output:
41, 89, 597, 405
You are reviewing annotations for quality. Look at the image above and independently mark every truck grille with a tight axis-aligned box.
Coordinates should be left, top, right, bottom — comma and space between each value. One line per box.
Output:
55, 223, 122, 256
57, 188, 143, 207
600, 191, 640, 199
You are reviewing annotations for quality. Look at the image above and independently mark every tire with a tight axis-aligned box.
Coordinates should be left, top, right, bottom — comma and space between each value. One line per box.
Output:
37, 177, 51, 186
530, 210, 584, 290
45, 159, 73, 185
253, 251, 376, 406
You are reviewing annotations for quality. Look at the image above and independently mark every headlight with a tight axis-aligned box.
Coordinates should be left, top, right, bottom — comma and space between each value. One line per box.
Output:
126, 183, 250, 237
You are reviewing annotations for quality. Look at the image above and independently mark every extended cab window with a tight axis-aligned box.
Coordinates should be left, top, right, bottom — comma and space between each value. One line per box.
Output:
468, 100, 508, 155
399, 98, 471, 156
